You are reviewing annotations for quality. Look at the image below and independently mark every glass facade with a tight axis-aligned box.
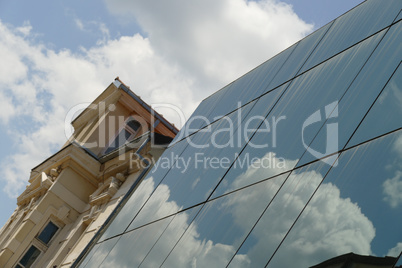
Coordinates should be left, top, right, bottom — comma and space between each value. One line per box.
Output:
76, 1, 402, 267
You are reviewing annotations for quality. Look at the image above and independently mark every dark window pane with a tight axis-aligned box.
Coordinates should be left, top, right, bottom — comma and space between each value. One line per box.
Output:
104, 129, 131, 154
19, 245, 41, 267
126, 118, 140, 132
37, 221, 59, 245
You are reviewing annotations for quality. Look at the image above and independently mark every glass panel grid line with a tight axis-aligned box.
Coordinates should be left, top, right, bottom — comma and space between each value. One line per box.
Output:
264, 128, 402, 267
75, 3, 402, 267
236, 127, 402, 267
95, 139, 192, 244
169, 21, 399, 147
110, 36, 398, 243
291, 26, 394, 167
260, 153, 341, 267
343, 61, 402, 149
85, 127, 402, 268
120, 141, 193, 235
135, 127, 402, 236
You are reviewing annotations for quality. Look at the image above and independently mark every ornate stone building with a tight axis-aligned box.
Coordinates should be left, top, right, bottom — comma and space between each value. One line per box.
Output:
0, 78, 177, 268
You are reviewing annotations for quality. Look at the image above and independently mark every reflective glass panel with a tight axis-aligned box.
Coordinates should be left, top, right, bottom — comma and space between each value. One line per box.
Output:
100, 218, 170, 267
298, 23, 401, 166
171, 85, 229, 142
80, 237, 119, 268
347, 64, 402, 147
160, 172, 288, 267
395, 255, 402, 267
396, 10, 402, 23
212, 32, 383, 198
269, 22, 333, 90
98, 206, 201, 268
299, 0, 402, 73
127, 85, 287, 230
206, 43, 296, 120
132, 205, 202, 267
227, 157, 335, 267
99, 138, 190, 241
79, 243, 100, 268
267, 130, 402, 267
126, 101, 255, 229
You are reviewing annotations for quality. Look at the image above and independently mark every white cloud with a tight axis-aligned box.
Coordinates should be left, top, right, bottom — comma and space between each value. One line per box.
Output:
393, 133, 402, 158
387, 242, 402, 257
74, 18, 85, 31
229, 152, 298, 192
0, 0, 313, 201
382, 134, 402, 208
104, 0, 313, 98
0, 21, 196, 198
85, 175, 251, 268
383, 171, 402, 208
0, 91, 16, 124
227, 155, 375, 267
85, 153, 376, 267
265, 180, 375, 267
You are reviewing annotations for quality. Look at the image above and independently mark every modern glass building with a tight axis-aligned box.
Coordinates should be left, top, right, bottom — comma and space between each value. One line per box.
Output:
75, 0, 402, 267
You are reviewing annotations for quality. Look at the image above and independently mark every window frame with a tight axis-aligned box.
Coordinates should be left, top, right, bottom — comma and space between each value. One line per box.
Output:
36, 220, 60, 246
103, 116, 142, 155
15, 244, 41, 268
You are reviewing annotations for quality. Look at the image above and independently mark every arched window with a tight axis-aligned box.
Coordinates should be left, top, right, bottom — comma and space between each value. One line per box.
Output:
104, 117, 141, 154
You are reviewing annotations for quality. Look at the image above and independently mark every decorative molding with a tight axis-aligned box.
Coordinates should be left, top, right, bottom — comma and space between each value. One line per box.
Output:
17, 173, 53, 207
89, 173, 126, 206
83, 172, 127, 224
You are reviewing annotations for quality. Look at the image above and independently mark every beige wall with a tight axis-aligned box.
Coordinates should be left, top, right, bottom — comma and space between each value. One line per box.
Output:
0, 80, 176, 268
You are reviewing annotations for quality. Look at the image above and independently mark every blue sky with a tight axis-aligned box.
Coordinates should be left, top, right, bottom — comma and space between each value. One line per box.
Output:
0, 0, 363, 227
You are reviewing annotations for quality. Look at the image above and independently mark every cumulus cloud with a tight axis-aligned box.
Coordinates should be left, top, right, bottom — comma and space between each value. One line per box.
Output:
382, 133, 402, 208
104, 0, 313, 97
229, 152, 298, 192
387, 242, 402, 257
383, 171, 402, 208
74, 18, 85, 31
265, 180, 375, 267
0, 0, 313, 201
393, 133, 402, 158
227, 155, 375, 267
0, 91, 16, 123
85, 153, 376, 267
85, 175, 250, 267
0, 21, 195, 197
